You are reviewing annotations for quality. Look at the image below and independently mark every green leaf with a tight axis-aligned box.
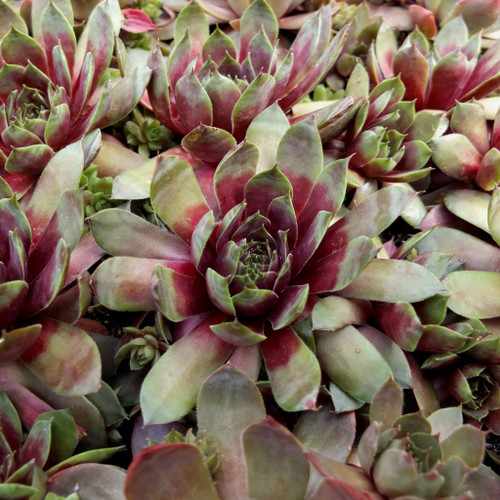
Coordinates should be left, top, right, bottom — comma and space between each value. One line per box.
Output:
445, 189, 490, 232
244, 418, 309, 500
260, 326, 320, 411
90, 209, 189, 260
141, 316, 233, 424
369, 378, 403, 431
316, 326, 392, 402
36, 409, 78, 465
197, 365, 266, 500
445, 270, 500, 318
151, 156, 209, 243
277, 118, 323, 215
338, 259, 445, 303
312, 296, 372, 332
21, 317, 101, 396
440, 425, 485, 468
489, 187, 500, 246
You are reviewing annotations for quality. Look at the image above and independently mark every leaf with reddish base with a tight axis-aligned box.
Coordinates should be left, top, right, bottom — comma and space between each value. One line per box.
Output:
22, 238, 69, 319
16, 417, 51, 468
182, 125, 237, 164
23, 141, 84, 248
232, 74, 276, 140
297, 236, 378, 293
21, 316, 101, 396
375, 302, 423, 351
260, 325, 320, 411
0, 325, 41, 364
314, 186, 413, 260
197, 365, 266, 500
0, 281, 28, 330
298, 159, 348, 232
214, 142, 258, 215
151, 156, 210, 244
141, 313, 233, 424
125, 443, 218, 500
153, 265, 212, 321
92, 257, 184, 311
64, 231, 105, 287
243, 417, 309, 500
122, 9, 156, 33
393, 45, 428, 109
0, 387, 22, 451
26, 188, 83, 279
276, 118, 322, 216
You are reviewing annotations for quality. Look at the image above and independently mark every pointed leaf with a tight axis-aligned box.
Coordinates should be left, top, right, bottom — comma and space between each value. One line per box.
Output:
153, 265, 211, 321
294, 407, 356, 463
214, 142, 258, 216
182, 125, 237, 164
90, 209, 190, 260
298, 236, 379, 293
174, 71, 213, 132
432, 134, 482, 181
141, 315, 233, 424
24, 141, 84, 246
260, 325, 320, 411
338, 259, 445, 303
369, 378, 403, 431
315, 186, 413, 259
277, 118, 322, 216
246, 103, 290, 173
151, 156, 210, 243
232, 73, 275, 139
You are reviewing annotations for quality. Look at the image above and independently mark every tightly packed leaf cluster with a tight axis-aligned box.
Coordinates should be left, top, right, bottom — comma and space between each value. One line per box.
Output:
2, 0, 500, 498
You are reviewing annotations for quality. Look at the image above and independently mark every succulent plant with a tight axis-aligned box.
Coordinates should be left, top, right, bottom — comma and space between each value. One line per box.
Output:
367, 15, 500, 112
0, 138, 104, 395
0, 0, 151, 194
197, 0, 328, 28
357, 379, 487, 499
115, 325, 167, 370
89, 104, 446, 423
430, 100, 500, 189
0, 388, 125, 499
146, 0, 348, 141
125, 364, 369, 500
327, 64, 438, 183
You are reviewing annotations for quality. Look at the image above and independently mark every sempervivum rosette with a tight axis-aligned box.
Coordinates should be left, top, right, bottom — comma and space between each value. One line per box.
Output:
368, 15, 500, 112
146, 0, 348, 140
0, 0, 150, 193
90, 106, 444, 423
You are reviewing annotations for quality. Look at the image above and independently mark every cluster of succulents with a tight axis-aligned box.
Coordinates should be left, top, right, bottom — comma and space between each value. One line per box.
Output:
4, 0, 500, 497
